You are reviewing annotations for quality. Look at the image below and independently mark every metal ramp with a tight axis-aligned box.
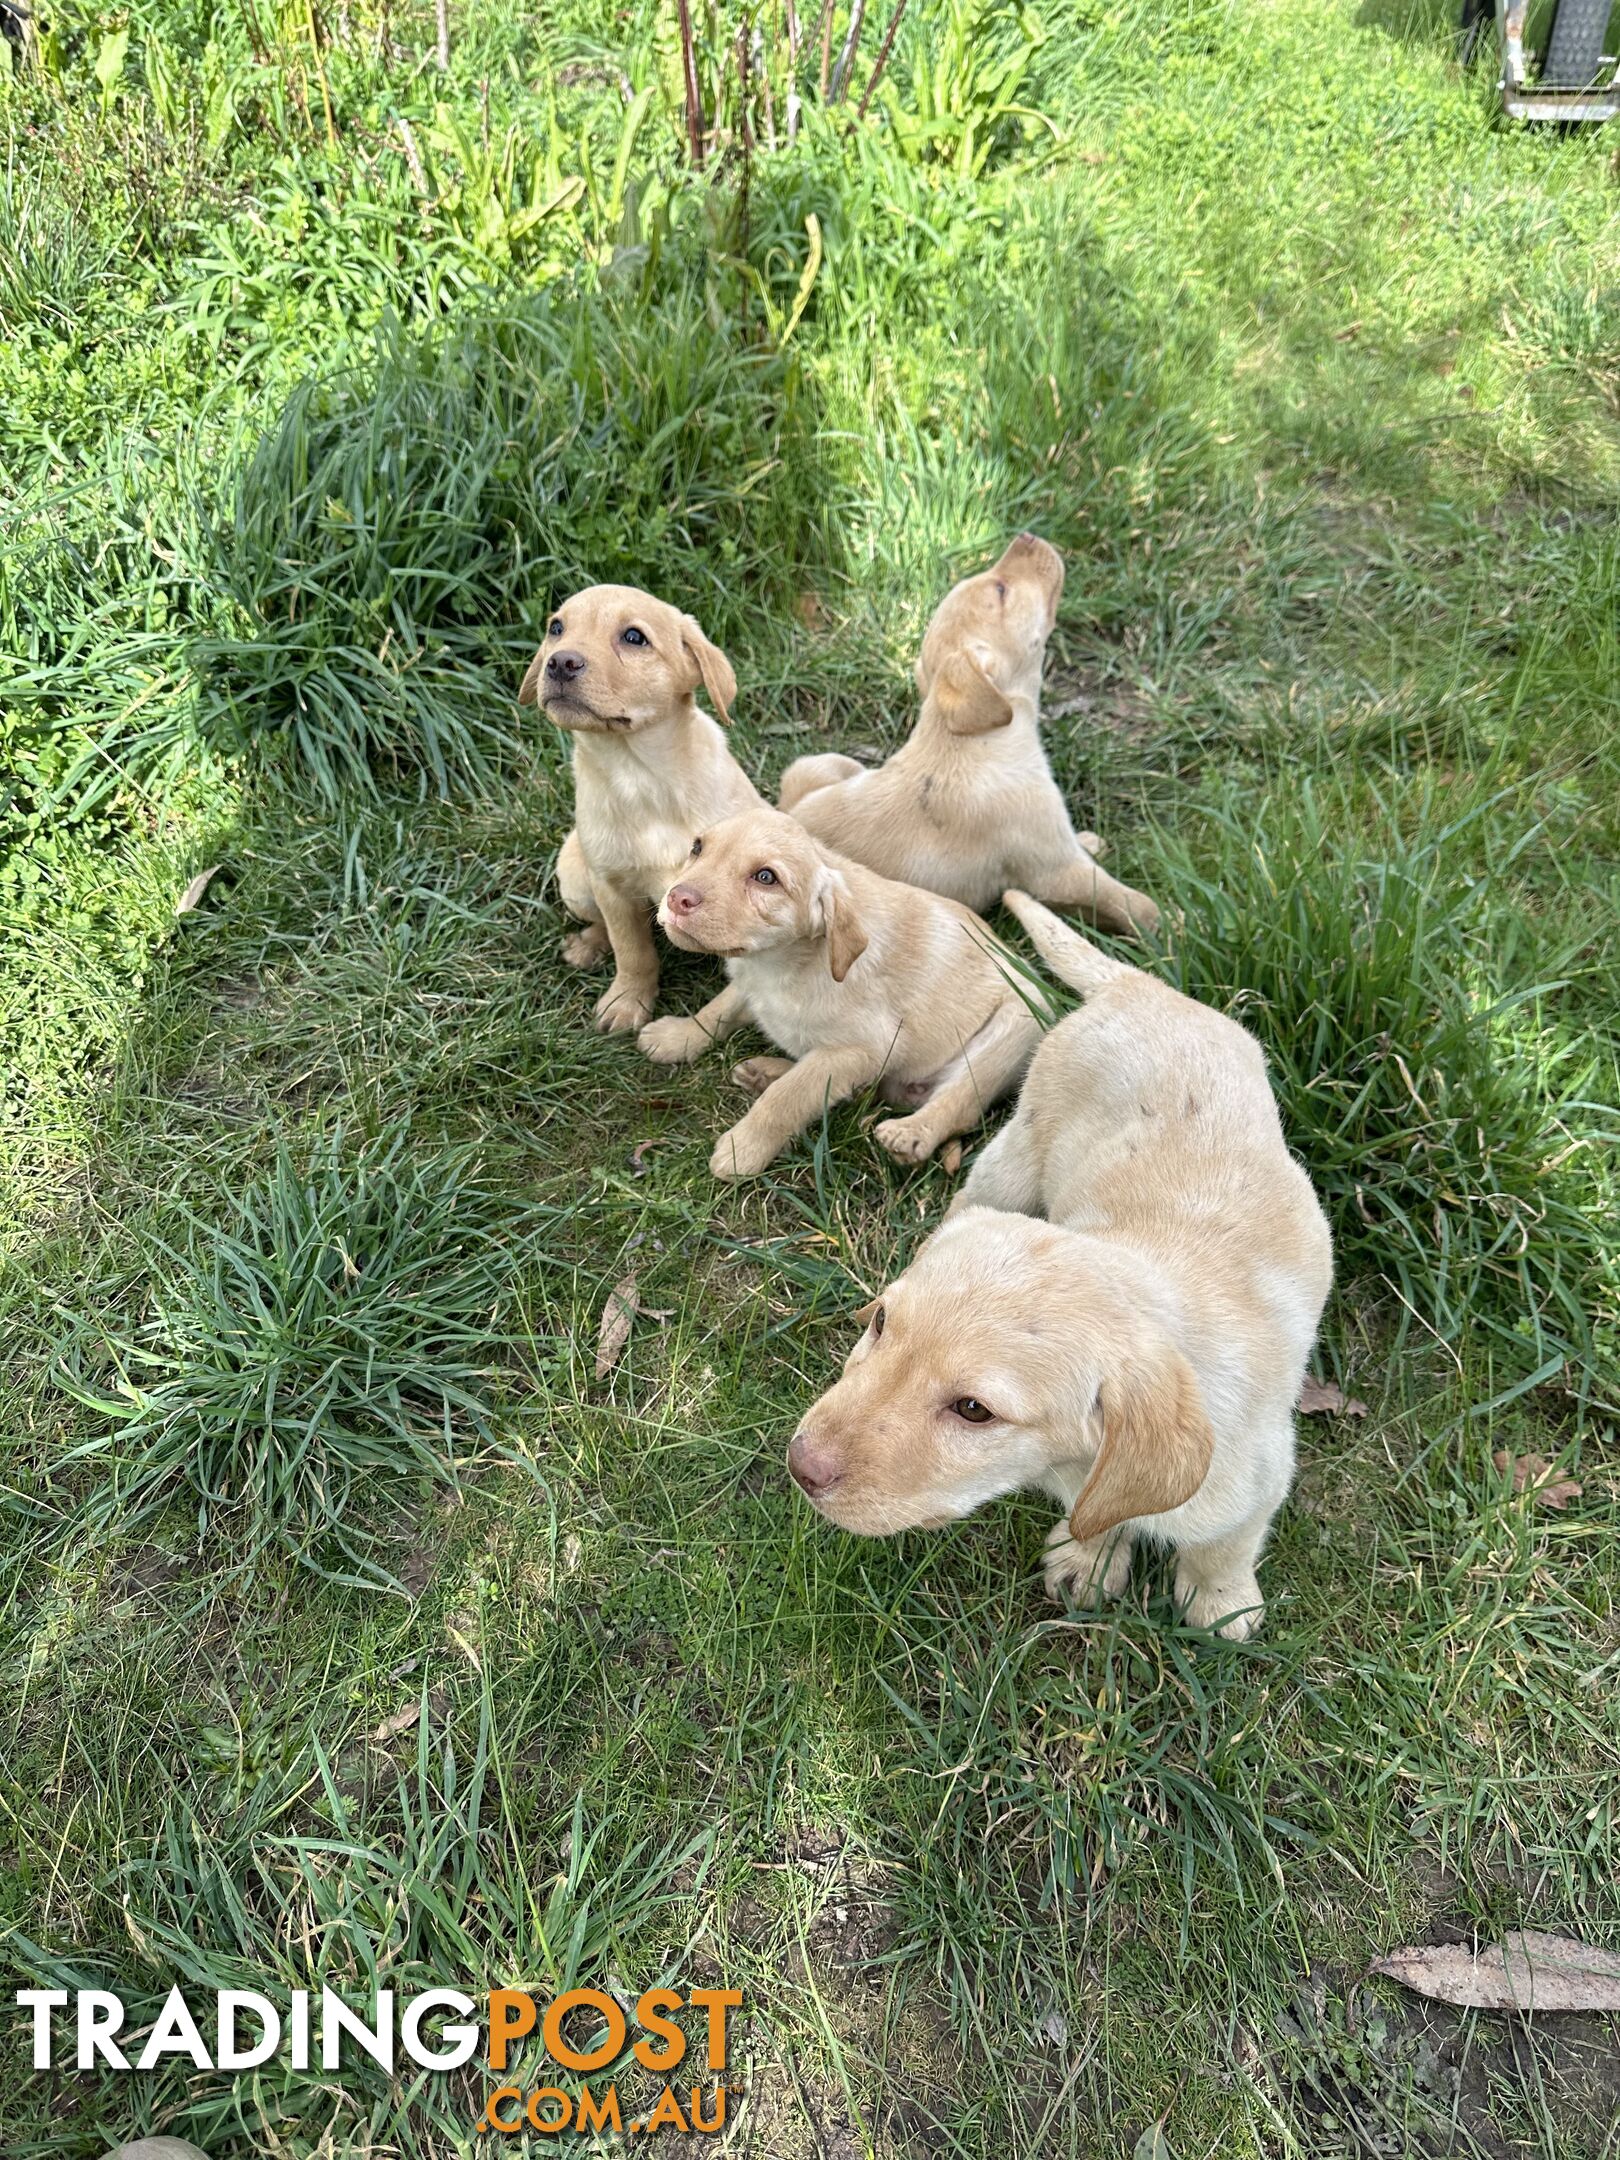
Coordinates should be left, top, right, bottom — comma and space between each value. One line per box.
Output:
1461, 0, 1620, 118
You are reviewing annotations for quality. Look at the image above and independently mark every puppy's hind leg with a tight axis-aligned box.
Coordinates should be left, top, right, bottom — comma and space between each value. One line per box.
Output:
875, 1002, 1038, 1166
779, 753, 865, 813
946, 1113, 1042, 1218
556, 830, 611, 969
1031, 847, 1161, 940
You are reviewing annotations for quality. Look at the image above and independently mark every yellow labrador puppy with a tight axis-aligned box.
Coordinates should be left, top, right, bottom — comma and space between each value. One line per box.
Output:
519, 585, 758, 1032
788, 892, 1332, 1638
779, 535, 1160, 936
638, 806, 1045, 1180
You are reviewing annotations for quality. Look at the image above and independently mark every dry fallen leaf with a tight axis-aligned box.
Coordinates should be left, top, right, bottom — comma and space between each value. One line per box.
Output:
1492, 1450, 1582, 1510
370, 1703, 420, 1744
629, 1139, 659, 1174
594, 1275, 672, 1378
940, 1139, 964, 1176
1299, 1375, 1369, 1417
596, 1275, 639, 1378
1372, 1932, 1620, 2013
176, 864, 224, 916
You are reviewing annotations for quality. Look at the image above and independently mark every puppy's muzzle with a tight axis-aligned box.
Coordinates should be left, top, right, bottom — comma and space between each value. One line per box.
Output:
788, 1430, 843, 1503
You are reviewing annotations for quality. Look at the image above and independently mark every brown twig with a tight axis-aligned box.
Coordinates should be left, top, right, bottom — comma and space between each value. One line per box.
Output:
305, 0, 338, 145
737, 16, 754, 153
828, 0, 866, 100
675, 0, 706, 165
785, 0, 802, 138
237, 0, 269, 66
815, 0, 835, 101
760, 4, 777, 149
856, 0, 906, 116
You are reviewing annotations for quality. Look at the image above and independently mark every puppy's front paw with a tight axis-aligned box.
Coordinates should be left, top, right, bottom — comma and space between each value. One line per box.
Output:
561, 924, 611, 970
709, 1123, 780, 1180
1043, 1520, 1133, 1606
638, 1016, 709, 1065
595, 978, 657, 1034
873, 1116, 938, 1165
1174, 1570, 1262, 1640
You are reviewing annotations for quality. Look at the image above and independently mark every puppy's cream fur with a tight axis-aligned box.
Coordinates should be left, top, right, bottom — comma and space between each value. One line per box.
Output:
780, 535, 1160, 936
640, 805, 1045, 1180
520, 584, 759, 1032
790, 892, 1332, 1638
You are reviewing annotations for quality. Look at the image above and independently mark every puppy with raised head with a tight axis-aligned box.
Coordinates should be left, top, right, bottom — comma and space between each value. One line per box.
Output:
779, 535, 1160, 937
519, 585, 758, 1032
638, 805, 1045, 1180
788, 892, 1332, 1638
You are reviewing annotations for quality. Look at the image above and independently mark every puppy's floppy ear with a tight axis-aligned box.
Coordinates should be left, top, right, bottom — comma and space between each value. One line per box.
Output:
1068, 1340, 1214, 1542
517, 650, 545, 707
936, 650, 1013, 736
679, 614, 737, 723
811, 867, 869, 983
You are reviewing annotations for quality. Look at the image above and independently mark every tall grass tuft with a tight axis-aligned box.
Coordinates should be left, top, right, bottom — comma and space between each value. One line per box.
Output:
194, 267, 827, 796
56, 1122, 554, 1583
1148, 778, 1616, 1387
8, 1708, 711, 2152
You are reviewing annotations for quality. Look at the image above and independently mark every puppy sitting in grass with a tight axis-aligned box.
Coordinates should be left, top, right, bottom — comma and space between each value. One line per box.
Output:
639, 805, 1045, 1180
519, 584, 757, 1033
788, 891, 1332, 1639
779, 534, 1161, 938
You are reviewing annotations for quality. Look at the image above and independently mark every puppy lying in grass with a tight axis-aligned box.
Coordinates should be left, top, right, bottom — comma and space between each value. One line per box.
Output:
639, 805, 1045, 1180
519, 584, 757, 1033
789, 891, 1332, 1638
779, 534, 1161, 938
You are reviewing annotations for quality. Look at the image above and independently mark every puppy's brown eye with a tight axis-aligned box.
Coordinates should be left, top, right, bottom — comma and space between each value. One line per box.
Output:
952, 1397, 993, 1423
751, 867, 778, 886
872, 1304, 885, 1338
547, 617, 564, 637
689, 837, 703, 858
622, 626, 649, 647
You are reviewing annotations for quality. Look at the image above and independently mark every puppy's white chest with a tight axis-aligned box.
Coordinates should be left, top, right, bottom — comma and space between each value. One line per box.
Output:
581, 801, 692, 893
733, 955, 851, 1059
575, 769, 699, 898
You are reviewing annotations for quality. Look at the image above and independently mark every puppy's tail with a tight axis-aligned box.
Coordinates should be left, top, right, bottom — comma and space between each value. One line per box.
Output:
1002, 890, 1134, 997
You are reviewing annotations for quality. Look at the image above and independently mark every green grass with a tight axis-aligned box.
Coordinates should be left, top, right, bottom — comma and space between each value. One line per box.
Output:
2, 0, 1618, 2154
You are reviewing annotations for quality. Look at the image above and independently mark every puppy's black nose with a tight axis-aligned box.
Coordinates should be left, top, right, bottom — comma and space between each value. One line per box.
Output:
545, 649, 587, 683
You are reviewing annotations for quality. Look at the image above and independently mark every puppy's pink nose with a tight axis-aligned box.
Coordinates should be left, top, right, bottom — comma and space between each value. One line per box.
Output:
788, 1431, 842, 1500
665, 883, 704, 918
